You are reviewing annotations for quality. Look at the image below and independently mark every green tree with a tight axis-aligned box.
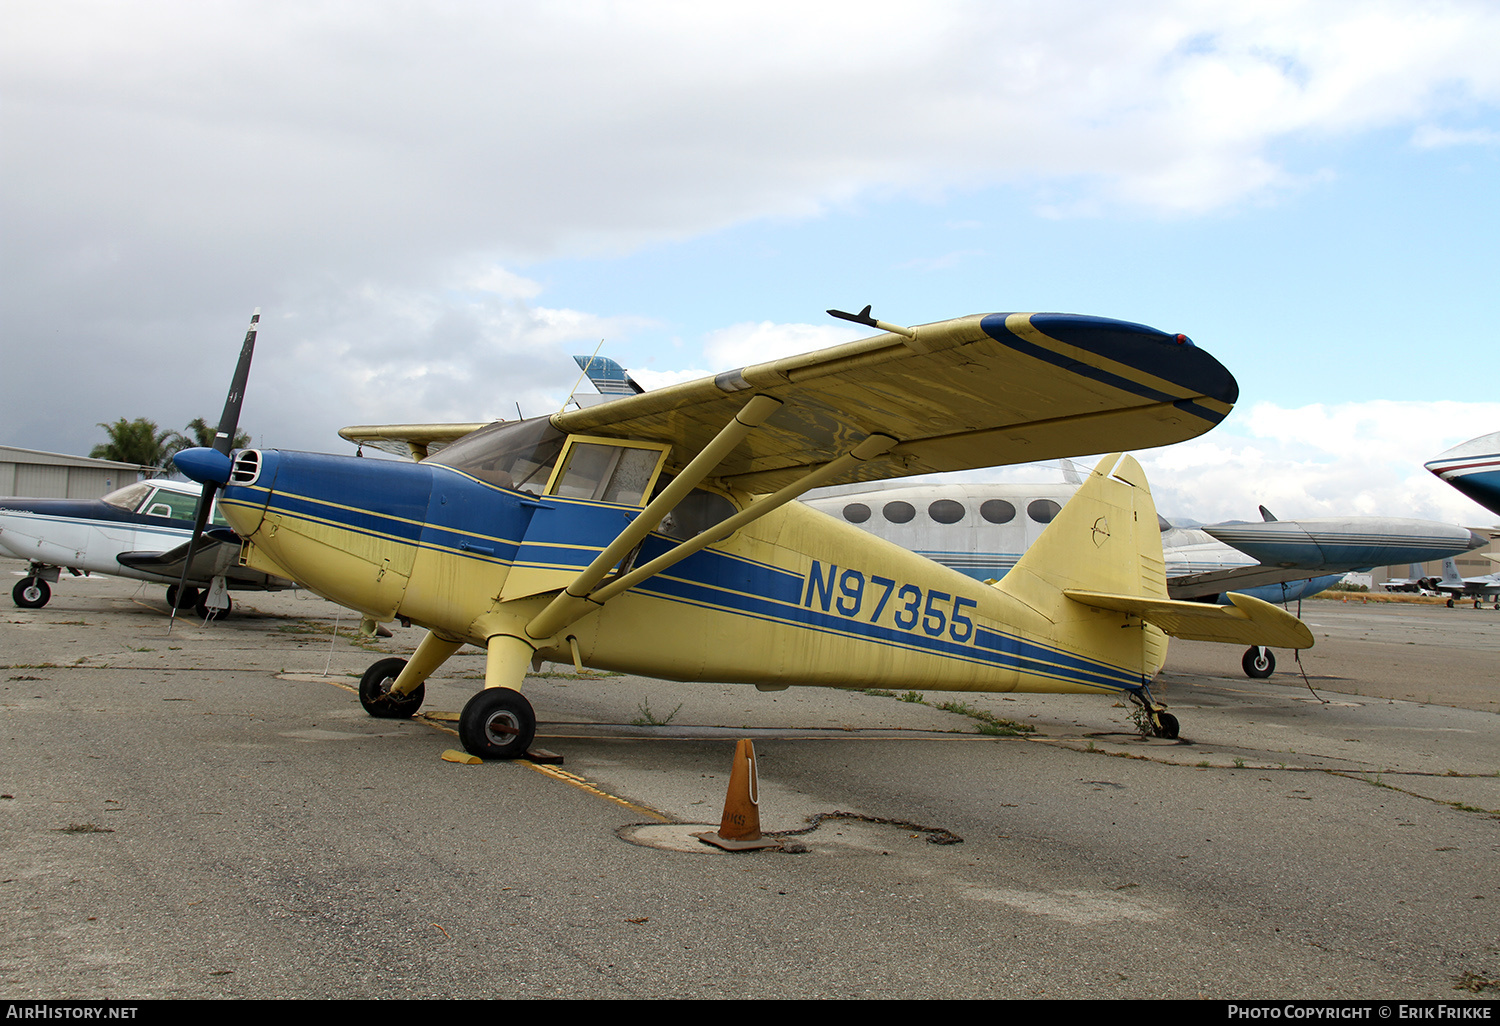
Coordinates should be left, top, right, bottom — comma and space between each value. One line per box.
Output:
168, 417, 252, 455
90, 418, 176, 469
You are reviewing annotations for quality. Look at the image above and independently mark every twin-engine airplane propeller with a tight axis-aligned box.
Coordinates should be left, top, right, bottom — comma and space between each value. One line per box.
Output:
175, 307, 1312, 756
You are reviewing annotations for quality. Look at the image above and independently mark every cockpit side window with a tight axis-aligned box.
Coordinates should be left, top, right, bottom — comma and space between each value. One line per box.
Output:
655, 486, 739, 541
547, 436, 667, 506
143, 489, 199, 521
427, 418, 567, 493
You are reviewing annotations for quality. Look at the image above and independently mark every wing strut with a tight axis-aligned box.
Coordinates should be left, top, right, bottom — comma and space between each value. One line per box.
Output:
523, 415, 896, 641
523, 394, 782, 638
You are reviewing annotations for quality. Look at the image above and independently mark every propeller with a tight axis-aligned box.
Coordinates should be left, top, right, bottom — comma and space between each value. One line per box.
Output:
168, 309, 259, 629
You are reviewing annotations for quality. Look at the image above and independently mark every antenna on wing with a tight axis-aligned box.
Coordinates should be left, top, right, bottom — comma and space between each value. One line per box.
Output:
827, 304, 916, 339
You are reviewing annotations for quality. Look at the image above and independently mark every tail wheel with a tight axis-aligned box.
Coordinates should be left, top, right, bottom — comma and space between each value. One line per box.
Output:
13, 577, 50, 609
459, 689, 536, 760
1152, 711, 1180, 740
1242, 646, 1275, 678
359, 657, 425, 718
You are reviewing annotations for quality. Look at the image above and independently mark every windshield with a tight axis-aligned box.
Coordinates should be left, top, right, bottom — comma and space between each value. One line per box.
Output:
427, 418, 566, 493
101, 482, 153, 512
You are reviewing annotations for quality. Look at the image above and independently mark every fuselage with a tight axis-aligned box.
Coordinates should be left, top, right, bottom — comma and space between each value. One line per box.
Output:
1426, 431, 1500, 518
1, 480, 222, 584
212, 441, 1167, 697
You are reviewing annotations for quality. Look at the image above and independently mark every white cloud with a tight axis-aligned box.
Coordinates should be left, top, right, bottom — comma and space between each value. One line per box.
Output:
1411, 124, 1500, 148
4, 2, 1499, 460
1136, 400, 1500, 525
701, 322, 861, 369
930, 400, 1500, 528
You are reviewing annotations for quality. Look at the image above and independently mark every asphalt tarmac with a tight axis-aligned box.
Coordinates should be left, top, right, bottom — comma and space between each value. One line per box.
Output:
3, 562, 1497, 1000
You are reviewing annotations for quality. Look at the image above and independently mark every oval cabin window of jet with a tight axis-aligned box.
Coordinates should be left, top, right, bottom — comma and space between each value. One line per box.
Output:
980, 499, 1016, 524
1027, 499, 1062, 524
928, 499, 966, 524
882, 501, 915, 524
842, 503, 871, 523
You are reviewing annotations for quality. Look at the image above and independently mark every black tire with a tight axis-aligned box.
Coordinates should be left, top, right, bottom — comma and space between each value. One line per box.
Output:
13, 577, 50, 609
194, 593, 231, 620
1154, 711, 1180, 740
166, 585, 199, 610
1446, 598, 1454, 608
359, 657, 424, 718
459, 689, 536, 760
1242, 646, 1275, 679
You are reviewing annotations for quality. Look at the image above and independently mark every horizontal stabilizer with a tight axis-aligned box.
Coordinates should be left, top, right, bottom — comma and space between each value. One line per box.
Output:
1063, 590, 1314, 650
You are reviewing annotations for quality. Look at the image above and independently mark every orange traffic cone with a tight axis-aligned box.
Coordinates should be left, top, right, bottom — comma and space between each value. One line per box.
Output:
694, 739, 780, 851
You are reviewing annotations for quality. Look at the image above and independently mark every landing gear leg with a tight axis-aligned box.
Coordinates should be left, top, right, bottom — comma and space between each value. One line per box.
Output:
458, 634, 537, 759
1242, 646, 1275, 678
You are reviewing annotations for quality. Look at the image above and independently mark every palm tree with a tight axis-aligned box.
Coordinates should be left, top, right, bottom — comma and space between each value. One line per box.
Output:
169, 417, 252, 454
90, 418, 176, 470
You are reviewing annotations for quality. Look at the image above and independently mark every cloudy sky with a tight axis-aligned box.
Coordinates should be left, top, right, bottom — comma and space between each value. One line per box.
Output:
4, 1, 1498, 525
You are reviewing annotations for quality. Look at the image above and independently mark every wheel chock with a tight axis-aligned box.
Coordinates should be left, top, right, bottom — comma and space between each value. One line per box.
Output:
694, 739, 781, 852
441, 748, 482, 764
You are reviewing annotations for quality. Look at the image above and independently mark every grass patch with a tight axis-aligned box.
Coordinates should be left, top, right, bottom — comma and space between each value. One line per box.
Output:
934, 699, 1035, 736
631, 699, 683, 726
56, 823, 114, 834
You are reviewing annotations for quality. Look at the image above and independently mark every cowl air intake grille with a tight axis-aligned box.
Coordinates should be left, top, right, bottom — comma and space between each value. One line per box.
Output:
230, 450, 261, 486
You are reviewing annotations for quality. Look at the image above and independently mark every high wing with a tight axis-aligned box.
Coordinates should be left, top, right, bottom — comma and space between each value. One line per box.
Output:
338, 423, 491, 461
117, 529, 286, 588
335, 313, 1235, 489
552, 312, 1236, 491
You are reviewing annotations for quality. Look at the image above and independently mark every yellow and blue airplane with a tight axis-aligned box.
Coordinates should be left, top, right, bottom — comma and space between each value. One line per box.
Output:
175, 307, 1312, 757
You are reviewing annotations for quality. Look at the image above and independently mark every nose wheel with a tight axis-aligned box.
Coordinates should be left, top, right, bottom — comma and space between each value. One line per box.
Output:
166, 584, 200, 610
459, 689, 536, 760
13, 577, 50, 609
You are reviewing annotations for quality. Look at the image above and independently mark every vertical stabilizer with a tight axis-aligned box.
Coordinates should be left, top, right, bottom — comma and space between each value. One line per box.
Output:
995, 453, 1171, 679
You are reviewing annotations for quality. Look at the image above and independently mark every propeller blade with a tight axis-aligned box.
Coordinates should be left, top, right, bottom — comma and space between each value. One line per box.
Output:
214, 309, 259, 454
169, 309, 259, 629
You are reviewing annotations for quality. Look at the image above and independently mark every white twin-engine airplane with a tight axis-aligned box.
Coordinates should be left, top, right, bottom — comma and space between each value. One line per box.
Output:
1, 476, 291, 615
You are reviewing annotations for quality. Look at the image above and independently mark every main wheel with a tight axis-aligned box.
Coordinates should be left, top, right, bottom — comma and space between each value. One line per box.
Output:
194, 594, 232, 620
13, 577, 50, 609
459, 689, 536, 760
1242, 646, 1275, 678
359, 657, 425, 718
166, 584, 199, 610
